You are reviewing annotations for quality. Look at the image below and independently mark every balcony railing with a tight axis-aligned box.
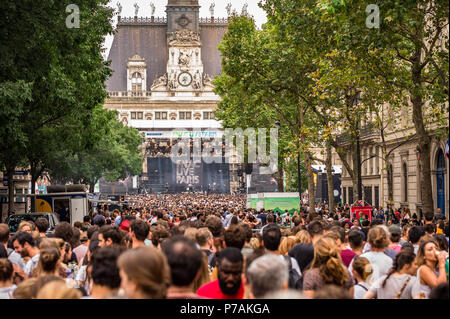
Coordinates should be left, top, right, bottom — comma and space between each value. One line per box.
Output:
335, 124, 378, 145
108, 91, 152, 98
199, 17, 228, 24
118, 16, 167, 25
117, 16, 228, 25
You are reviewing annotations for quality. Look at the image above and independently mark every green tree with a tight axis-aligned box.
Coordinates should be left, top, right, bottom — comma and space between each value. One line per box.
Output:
0, 0, 114, 214
47, 108, 143, 192
318, 0, 449, 213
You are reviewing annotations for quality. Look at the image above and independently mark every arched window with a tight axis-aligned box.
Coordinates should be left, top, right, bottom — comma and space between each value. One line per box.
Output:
403, 162, 408, 202
131, 72, 143, 91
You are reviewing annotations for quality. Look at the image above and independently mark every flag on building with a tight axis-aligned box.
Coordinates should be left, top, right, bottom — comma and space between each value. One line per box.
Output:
445, 140, 449, 159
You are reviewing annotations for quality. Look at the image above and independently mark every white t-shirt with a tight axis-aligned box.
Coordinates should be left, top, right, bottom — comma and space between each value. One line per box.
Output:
350, 251, 393, 282
24, 254, 40, 276
353, 281, 371, 299
0, 285, 17, 299
369, 274, 421, 299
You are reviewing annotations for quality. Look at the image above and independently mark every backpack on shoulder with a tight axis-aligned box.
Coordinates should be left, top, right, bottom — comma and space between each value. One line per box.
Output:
283, 256, 303, 290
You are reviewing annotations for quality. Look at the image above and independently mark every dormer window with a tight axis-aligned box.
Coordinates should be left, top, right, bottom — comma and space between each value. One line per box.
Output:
127, 54, 147, 91
131, 72, 143, 92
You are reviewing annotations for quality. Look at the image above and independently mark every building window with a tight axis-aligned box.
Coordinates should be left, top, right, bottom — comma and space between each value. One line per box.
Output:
131, 112, 137, 119
203, 112, 215, 120
374, 186, 379, 208
403, 162, 408, 202
161, 112, 167, 120
155, 112, 161, 120
137, 112, 143, 120
131, 72, 143, 92
364, 186, 372, 206
179, 112, 192, 120
343, 187, 347, 204
349, 187, 353, 204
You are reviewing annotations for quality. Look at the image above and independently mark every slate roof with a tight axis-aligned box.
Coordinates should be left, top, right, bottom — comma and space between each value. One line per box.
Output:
106, 21, 228, 91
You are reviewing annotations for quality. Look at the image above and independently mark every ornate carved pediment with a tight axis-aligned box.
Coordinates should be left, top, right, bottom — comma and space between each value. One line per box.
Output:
168, 29, 201, 45
194, 112, 201, 120
176, 14, 192, 28
145, 112, 153, 120
169, 112, 177, 120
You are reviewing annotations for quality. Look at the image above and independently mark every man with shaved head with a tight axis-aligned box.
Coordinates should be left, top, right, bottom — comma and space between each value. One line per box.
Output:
161, 235, 205, 299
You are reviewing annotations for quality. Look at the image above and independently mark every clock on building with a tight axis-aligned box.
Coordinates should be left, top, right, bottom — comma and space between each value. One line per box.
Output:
178, 72, 192, 86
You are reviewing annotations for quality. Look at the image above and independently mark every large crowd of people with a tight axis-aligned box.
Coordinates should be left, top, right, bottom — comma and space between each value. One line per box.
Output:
0, 193, 448, 299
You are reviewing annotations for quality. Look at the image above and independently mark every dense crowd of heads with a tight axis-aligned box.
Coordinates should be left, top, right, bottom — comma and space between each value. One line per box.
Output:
0, 193, 448, 299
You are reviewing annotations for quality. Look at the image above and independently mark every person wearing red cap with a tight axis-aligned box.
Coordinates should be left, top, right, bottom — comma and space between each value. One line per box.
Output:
119, 220, 131, 232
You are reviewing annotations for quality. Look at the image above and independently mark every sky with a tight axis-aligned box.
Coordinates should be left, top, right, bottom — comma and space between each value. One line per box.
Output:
103, 0, 268, 59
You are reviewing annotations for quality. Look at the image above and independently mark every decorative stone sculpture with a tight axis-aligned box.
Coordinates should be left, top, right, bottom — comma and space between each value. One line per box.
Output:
193, 70, 202, 90
150, 2, 155, 16
178, 50, 192, 68
169, 30, 201, 45
168, 71, 178, 90
209, 3, 215, 17
203, 73, 213, 86
134, 3, 139, 16
226, 3, 232, 16
242, 3, 248, 16
151, 73, 168, 90
117, 2, 122, 15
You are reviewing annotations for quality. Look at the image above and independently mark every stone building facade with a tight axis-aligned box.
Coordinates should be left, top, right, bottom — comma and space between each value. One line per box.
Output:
103, 0, 244, 194
338, 107, 449, 218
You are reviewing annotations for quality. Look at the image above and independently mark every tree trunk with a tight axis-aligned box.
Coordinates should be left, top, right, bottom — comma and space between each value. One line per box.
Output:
326, 141, 335, 212
411, 50, 434, 214
275, 169, 284, 192
305, 151, 316, 213
385, 151, 394, 211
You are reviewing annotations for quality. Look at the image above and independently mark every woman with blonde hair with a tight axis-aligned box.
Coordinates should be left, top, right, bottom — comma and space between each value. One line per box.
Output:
416, 238, 447, 298
278, 236, 297, 256
351, 256, 373, 298
302, 237, 353, 298
295, 230, 310, 244
117, 246, 170, 298
18, 221, 34, 233
37, 280, 82, 299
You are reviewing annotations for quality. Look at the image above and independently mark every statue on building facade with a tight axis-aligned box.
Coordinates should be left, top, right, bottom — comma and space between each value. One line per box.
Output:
178, 50, 192, 68
209, 3, 215, 17
168, 70, 178, 90
151, 73, 168, 90
134, 3, 139, 16
226, 3, 232, 16
203, 73, 213, 86
242, 3, 248, 16
150, 2, 156, 16
193, 70, 202, 90
117, 2, 122, 15
169, 30, 201, 45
